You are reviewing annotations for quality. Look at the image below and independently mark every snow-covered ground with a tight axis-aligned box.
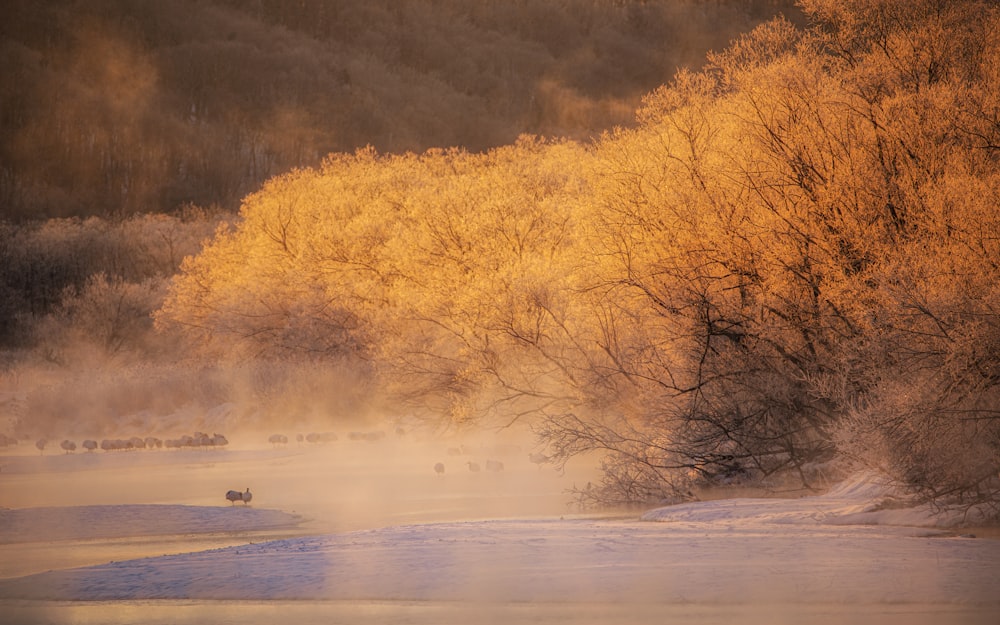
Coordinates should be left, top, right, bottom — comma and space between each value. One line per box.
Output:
1, 431, 999, 624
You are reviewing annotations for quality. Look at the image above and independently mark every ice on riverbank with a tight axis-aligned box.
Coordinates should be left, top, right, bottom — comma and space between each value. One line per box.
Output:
1, 473, 998, 609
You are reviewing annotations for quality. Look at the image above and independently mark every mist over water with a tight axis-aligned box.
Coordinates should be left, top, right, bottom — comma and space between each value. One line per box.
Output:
0, 419, 603, 573
4, 421, 1000, 625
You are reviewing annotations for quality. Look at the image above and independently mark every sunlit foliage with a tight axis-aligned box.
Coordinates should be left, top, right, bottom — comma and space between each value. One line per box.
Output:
159, 138, 594, 423
557, 0, 1000, 508
156, 0, 1000, 514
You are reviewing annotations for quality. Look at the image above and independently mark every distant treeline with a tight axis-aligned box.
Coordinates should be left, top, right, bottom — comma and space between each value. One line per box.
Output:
1, 0, 798, 220
0, 208, 222, 351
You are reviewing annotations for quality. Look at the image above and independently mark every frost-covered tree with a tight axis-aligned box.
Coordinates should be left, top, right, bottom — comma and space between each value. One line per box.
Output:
547, 0, 1000, 509
158, 0, 1000, 515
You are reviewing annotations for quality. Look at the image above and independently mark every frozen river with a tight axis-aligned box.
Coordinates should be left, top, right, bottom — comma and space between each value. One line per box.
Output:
2, 431, 999, 624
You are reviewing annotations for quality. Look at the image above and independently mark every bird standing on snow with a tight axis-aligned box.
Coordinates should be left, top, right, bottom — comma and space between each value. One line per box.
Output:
434, 462, 445, 475
226, 488, 252, 505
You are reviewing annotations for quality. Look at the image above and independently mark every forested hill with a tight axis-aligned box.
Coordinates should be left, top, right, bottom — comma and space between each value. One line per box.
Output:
0, 0, 799, 220
4, 0, 999, 518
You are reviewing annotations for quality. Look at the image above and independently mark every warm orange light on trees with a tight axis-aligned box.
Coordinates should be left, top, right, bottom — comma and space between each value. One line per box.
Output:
158, 0, 1000, 514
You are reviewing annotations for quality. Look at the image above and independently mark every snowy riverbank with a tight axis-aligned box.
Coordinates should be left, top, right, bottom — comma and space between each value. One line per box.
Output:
2, 440, 998, 624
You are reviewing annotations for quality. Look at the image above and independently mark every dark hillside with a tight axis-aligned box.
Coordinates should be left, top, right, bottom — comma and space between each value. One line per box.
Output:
0, 0, 800, 220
